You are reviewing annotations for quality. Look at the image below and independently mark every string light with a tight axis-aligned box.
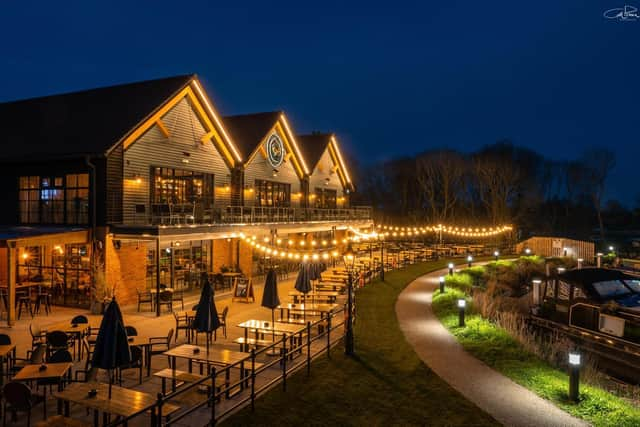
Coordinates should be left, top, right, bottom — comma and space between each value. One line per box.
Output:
376, 224, 512, 238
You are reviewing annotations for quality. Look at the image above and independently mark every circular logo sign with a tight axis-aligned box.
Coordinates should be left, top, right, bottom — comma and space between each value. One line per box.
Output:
266, 134, 285, 168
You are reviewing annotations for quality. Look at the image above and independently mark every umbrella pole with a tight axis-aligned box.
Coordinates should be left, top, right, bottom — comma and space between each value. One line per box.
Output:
109, 370, 113, 399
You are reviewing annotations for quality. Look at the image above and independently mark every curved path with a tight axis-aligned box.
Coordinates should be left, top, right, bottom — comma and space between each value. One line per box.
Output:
396, 268, 588, 427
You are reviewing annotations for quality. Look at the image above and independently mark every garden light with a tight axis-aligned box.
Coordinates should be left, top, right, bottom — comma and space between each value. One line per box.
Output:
494, 250, 499, 261
467, 255, 473, 267
525, 248, 531, 255
439, 276, 445, 294
457, 298, 466, 327
448, 263, 454, 276
609, 246, 614, 252
568, 351, 581, 402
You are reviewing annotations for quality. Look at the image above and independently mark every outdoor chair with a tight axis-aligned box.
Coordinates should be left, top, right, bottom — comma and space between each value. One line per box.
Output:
218, 306, 229, 339
149, 329, 174, 369
125, 326, 138, 337
46, 331, 70, 360
10, 344, 46, 376
173, 312, 191, 343
157, 291, 173, 313
29, 324, 46, 350
172, 290, 184, 310
34, 288, 52, 316
137, 290, 153, 312
2, 382, 44, 427
118, 345, 143, 385
74, 340, 96, 383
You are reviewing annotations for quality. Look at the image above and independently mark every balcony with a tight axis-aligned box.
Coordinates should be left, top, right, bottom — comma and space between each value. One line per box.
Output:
134, 203, 372, 226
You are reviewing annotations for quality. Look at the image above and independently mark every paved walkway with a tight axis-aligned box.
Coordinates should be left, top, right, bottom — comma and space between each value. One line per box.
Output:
396, 268, 589, 427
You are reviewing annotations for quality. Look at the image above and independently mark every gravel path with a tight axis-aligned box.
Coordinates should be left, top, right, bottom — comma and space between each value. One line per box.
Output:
396, 268, 589, 427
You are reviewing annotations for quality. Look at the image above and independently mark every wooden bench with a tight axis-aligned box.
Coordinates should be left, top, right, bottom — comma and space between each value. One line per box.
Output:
154, 368, 225, 395
36, 416, 90, 427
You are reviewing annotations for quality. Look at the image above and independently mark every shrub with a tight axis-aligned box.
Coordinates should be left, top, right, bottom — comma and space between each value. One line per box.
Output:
444, 272, 473, 292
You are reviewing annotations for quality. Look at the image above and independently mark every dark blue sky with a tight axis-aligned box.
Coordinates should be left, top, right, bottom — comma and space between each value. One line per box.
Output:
0, 2, 638, 203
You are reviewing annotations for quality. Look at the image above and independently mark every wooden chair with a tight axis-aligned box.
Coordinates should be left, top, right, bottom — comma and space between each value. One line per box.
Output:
136, 290, 153, 312
171, 290, 184, 310
157, 291, 173, 313
218, 307, 229, 339
173, 312, 190, 343
117, 345, 143, 385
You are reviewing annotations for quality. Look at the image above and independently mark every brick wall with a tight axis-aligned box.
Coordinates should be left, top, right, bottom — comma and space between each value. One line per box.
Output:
105, 235, 147, 306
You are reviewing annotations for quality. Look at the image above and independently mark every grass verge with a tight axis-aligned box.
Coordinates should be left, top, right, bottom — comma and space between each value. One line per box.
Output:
433, 288, 640, 427
222, 261, 498, 426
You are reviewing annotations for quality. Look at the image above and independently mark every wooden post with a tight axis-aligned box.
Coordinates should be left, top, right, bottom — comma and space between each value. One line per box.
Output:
7, 243, 16, 326
156, 238, 161, 317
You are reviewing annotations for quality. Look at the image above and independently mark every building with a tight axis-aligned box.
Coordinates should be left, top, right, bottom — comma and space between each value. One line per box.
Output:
0, 74, 371, 323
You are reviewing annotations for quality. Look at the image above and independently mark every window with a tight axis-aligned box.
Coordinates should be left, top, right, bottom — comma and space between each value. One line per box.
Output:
66, 174, 89, 224
255, 180, 290, 207
314, 188, 337, 209
19, 173, 89, 224
152, 167, 214, 207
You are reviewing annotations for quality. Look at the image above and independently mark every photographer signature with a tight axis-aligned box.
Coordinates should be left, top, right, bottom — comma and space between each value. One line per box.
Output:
604, 5, 639, 21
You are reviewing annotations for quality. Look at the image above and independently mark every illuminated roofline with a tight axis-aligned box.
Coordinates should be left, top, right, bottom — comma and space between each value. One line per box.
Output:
330, 135, 352, 185
280, 114, 309, 175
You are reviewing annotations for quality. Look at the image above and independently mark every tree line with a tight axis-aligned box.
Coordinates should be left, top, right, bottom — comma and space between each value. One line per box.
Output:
351, 140, 639, 242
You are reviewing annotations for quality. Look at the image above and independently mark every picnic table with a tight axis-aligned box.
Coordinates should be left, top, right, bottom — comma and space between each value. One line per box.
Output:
288, 290, 339, 304
14, 362, 73, 417
277, 303, 338, 321
54, 382, 179, 427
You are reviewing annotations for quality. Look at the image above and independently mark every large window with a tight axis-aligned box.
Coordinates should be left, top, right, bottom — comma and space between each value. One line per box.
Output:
19, 174, 89, 224
255, 179, 290, 207
152, 167, 214, 207
314, 188, 337, 209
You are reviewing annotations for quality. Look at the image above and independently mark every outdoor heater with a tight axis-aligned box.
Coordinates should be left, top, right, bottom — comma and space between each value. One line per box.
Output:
457, 299, 466, 327
568, 351, 581, 402
343, 243, 356, 356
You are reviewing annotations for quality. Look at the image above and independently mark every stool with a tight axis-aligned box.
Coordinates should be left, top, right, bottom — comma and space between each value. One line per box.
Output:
17, 295, 33, 319
35, 292, 51, 315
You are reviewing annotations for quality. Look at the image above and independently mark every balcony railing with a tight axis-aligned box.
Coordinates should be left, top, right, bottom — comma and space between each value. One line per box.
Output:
138, 204, 372, 226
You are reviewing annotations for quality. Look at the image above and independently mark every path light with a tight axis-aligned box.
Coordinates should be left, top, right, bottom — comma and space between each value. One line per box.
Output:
577, 258, 583, 269
557, 267, 566, 274
467, 255, 473, 267
609, 246, 615, 252
568, 351, 581, 402
448, 263, 454, 276
494, 251, 499, 261
532, 279, 542, 306
525, 248, 531, 255
457, 299, 466, 327
439, 276, 445, 294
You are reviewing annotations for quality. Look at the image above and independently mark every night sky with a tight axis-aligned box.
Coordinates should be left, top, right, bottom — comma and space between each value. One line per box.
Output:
1, 2, 638, 203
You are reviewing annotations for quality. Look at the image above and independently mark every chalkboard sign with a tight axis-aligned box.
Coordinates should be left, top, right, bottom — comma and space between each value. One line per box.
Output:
232, 277, 255, 303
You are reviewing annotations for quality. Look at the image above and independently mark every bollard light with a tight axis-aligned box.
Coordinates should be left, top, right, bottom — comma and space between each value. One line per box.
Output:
609, 246, 614, 252
568, 351, 581, 402
577, 258, 583, 269
557, 267, 566, 274
525, 248, 531, 255
467, 255, 473, 267
457, 298, 466, 327
494, 250, 499, 261
439, 276, 445, 294
448, 263, 454, 276
532, 279, 542, 306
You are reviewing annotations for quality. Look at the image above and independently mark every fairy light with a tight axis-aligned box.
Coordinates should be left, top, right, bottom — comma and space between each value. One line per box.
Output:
378, 223, 512, 238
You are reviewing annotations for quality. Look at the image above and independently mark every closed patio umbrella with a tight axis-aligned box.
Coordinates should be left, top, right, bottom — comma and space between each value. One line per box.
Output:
193, 277, 220, 349
261, 268, 280, 351
295, 264, 312, 319
92, 297, 131, 398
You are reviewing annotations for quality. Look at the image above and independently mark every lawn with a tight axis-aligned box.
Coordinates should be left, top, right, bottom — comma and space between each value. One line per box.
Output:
222, 261, 498, 426
432, 287, 640, 427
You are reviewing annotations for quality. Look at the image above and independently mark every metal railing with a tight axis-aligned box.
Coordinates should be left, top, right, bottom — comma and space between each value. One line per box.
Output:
134, 204, 372, 226
104, 306, 346, 427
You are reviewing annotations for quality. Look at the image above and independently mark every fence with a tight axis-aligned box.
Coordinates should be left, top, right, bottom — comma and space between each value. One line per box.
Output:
105, 306, 346, 427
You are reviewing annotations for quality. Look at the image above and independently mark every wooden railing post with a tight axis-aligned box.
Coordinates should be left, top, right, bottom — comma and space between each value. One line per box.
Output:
209, 367, 216, 426
251, 349, 256, 411
326, 313, 332, 359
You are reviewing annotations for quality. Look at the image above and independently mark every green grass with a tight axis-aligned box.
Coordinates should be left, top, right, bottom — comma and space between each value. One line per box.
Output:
432, 291, 640, 427
222, 261, 498, 426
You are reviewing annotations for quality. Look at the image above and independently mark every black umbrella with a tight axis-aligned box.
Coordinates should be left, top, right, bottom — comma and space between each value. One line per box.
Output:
92, 297, 131, 398
193, 278, 220, 349
261, 268, 280, 347
295, 264, 312, 319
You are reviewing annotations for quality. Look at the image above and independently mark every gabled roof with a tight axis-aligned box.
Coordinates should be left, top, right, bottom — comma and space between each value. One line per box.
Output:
0, 75, 194, 161
297, 133, 332, 172
222, 111, 282, 161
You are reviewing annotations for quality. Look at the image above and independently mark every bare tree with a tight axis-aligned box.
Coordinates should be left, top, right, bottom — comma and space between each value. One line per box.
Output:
416, 149, 466, 223
581, 148, 616, 242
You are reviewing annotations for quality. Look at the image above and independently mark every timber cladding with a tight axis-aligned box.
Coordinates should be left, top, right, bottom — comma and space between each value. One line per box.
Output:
517, 236, 595, 261
121, 98, 232, 224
